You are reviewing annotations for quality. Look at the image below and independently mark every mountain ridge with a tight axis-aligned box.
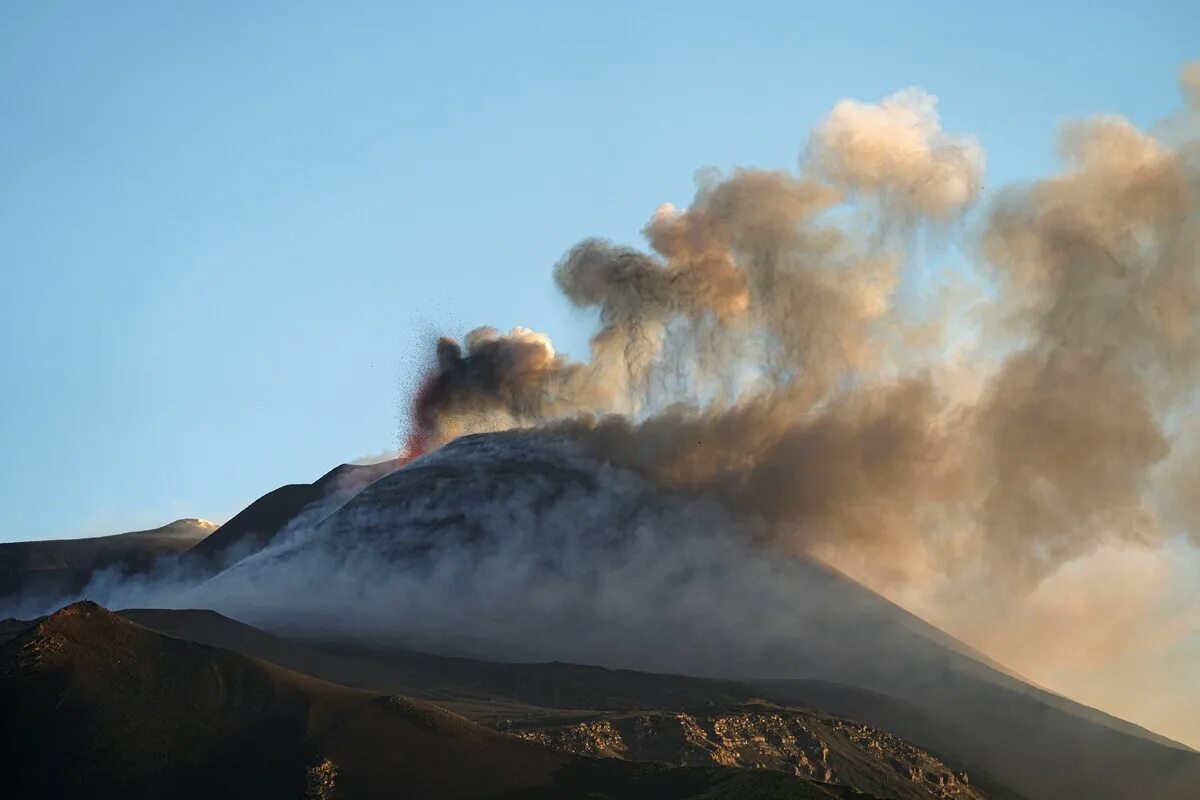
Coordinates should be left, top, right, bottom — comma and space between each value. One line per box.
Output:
0, 601, 895, 800
0, 518, 215, 602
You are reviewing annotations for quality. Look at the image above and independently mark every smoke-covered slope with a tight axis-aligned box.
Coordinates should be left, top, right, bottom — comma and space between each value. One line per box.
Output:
0, 518, 215, 601
175, 431, 1200, 800
186, 459, 400, 565
205, 431, 987, 675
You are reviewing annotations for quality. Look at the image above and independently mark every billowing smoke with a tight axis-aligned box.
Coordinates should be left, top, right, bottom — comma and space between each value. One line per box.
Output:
404, 327, 600, 453
973, 115, 1197, 583
384, 66, 1200, 747
806, 87, 985, 219
411, 68, 1200, 597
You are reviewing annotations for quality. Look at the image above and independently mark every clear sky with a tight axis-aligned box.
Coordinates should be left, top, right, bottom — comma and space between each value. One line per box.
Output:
2, 0, 1197, 543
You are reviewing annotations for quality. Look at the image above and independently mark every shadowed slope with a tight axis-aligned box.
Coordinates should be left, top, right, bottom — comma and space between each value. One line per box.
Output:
119, 607, 754, 713
760, 678, 1200, 800
119, 608, 983, 800
3, 602, 897, 800
189, 432, 1200, 800
0, 519, 215, 600
0, 601, 564, 799
186, 459, 400, 566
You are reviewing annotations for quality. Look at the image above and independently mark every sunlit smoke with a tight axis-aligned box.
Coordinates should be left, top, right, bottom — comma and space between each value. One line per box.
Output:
806, 87, 985, 219
412, 70, 1200, 594
1182, 60, 1200, 110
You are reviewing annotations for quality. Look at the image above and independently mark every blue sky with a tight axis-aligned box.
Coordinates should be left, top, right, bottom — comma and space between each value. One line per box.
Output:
2, 1, 1197, 542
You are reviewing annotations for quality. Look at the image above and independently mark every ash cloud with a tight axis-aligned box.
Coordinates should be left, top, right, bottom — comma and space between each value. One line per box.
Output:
406, 327, 600, 451
806, 87, 985, 219
391, 67, 1200, 746
414, 67, 1200, 597
1183, 61, 1200, 110
973, 114, 1198, 583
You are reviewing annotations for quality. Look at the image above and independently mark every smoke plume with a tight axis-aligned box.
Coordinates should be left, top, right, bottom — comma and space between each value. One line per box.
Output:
806, 87, 985, 219
410, 70, 1200, 595
1183, 61, 1200, 110
387, 66, 1200, 745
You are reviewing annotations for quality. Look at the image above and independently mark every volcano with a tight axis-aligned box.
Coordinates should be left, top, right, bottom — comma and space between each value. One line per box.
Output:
104, 430, 1199, 800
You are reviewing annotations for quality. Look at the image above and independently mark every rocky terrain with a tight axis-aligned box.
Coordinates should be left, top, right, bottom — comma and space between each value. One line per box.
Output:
512, 707, 982, 800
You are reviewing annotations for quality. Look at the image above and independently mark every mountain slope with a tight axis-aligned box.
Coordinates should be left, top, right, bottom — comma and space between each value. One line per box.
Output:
119, 607, 756, 715
119, 607, 983, 800
185, 432, 1200, 800
0, 601, 566, 799
0, 518, 215, 601
1, 602, 889, 800
760, 678, 1200, 800
185, 459, 399, 566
